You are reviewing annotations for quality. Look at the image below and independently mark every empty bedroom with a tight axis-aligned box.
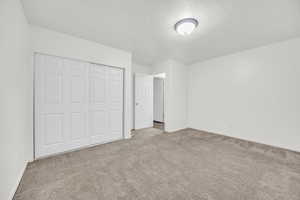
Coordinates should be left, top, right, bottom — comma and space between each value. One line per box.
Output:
1, 0, 300, 199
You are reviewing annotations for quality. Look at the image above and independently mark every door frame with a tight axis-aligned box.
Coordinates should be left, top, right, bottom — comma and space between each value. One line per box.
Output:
33, 52, 125, 160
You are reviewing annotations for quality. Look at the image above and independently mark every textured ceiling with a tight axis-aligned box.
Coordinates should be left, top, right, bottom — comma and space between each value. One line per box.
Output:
22, 0, 300, 65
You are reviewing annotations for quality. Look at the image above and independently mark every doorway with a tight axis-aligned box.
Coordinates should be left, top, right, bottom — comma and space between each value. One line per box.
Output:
134, 73, 165, 131
153, 73, 165, 131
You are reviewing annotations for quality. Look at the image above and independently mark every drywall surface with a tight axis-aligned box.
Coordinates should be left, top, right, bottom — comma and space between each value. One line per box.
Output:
132, 63, 152, 74
168, 60, 187, 131
30, 25, 132, 139
153, 60, 187, 132
0, 0, 32, 199
188, 38, 300, 152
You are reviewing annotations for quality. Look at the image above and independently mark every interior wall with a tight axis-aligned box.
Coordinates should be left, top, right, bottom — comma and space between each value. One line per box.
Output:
0, 0, 32, 199
30, 25, 132, 140
131, 63, 152, 129
188, 37, 300, 152
153, 60, 187, 132
132, 63, 152, 74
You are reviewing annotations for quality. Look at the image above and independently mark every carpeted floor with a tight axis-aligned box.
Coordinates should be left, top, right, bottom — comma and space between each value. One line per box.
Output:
14, 128, 300, 200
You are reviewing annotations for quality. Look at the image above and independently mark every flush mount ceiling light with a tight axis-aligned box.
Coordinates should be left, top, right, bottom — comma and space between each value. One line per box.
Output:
174, 18, 198, 36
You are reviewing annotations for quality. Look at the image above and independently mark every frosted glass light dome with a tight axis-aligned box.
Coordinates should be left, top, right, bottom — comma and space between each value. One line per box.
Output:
174, 18, 198, 36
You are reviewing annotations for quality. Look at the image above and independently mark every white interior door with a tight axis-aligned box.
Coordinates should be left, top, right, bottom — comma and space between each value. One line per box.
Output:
35, 54, 123, 158
154, 78, 164, 122
134, 74, 153, 129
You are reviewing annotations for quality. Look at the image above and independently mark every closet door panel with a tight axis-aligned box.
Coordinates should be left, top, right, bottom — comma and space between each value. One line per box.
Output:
88, 64, 108, 144
35, 54, 68, 157
35, 54, 124, 158
107, 67, 123, 141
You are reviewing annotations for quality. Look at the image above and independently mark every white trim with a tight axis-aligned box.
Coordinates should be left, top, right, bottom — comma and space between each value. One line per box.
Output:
9, 162, 28, 200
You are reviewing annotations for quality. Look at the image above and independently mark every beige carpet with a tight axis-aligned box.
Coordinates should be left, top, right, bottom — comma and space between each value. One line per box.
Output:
14, 128, 300, 200
131, 127, 163, 138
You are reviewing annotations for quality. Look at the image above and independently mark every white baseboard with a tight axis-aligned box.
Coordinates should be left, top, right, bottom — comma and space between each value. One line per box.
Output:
164, 125, 188, 133
188, 127, 300, 153
8, 161, 28, 200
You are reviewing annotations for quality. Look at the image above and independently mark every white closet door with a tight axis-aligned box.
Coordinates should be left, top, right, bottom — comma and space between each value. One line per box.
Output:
35, 54, 123, 158
88, 64, 109, 144
107, 67, 124, 141
65, 59, 89, 149
89, 64, 123, 144
35, 54, 69, 157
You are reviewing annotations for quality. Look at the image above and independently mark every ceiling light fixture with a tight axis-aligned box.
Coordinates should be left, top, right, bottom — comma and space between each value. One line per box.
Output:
174, 18, 198, 36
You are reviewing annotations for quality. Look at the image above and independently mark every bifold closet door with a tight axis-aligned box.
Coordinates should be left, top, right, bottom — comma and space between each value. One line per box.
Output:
35, 54, 123, 158
88, 64, 124, 144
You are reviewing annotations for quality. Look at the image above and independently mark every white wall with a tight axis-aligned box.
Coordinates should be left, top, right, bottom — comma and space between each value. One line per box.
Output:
153, 60, 187, 132
132, 63, 152, 74
0, 0, 32, 199
169, 60, 188, 132
188, 38, 300, 152
30, 25, 132, 140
